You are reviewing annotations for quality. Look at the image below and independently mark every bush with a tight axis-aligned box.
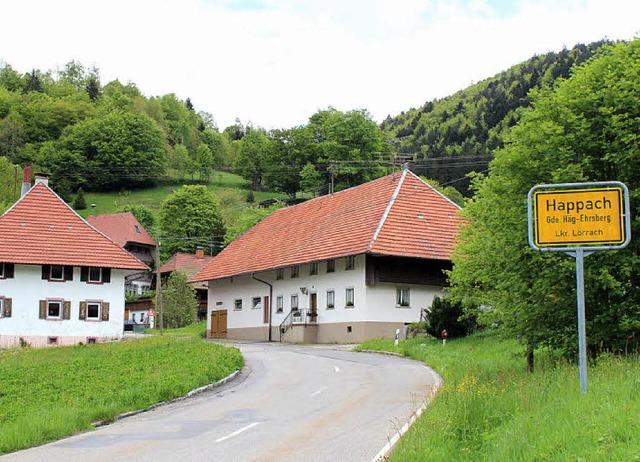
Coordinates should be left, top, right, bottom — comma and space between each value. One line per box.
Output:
426, 296, 477, 339
73, 187, 87, 210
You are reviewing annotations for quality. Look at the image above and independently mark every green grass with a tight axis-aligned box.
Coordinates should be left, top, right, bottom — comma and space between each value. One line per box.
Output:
144, 321, 207, 338
358, 331, 640, 461
0, 336, 243, 454
76, 170, 288, 219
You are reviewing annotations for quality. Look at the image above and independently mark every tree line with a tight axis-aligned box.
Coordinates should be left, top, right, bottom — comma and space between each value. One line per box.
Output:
381, 40, 613, 196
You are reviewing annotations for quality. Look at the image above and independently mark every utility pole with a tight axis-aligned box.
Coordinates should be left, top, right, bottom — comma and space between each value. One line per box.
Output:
329, 161, 335, 195
155, 236, 163, 335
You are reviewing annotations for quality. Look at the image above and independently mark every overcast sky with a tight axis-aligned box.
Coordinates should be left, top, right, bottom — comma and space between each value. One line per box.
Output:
1, 0, 638, 130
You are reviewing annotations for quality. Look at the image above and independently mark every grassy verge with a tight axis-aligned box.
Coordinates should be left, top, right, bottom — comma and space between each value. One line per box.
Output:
144, 321, 207, 338
0, 336, 243, 454
358, 331, 640, 461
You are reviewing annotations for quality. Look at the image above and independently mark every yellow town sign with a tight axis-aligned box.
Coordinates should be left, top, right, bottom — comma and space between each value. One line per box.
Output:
528, 183, 629, 250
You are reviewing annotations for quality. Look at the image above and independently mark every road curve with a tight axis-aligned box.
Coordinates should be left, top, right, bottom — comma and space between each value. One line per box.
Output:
3, 342, 440, 462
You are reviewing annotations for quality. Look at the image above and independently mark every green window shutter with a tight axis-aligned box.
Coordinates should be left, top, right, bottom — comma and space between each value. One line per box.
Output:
39, 300, 46, 319
64, 266, 73, 281
101, 302, 110, 321
63, 301, 71, 320
102, 268, 111, 283
4, 298, 11, 317
79, 301, 86, 320
42, 265, 50, 280
5, 263, 14, 278
80, 267, 88, 282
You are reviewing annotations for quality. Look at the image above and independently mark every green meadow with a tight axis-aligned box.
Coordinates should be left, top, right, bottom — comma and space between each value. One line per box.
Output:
0, 337, 243, 455
359, 331, 640, 461
75, 170, 289, 219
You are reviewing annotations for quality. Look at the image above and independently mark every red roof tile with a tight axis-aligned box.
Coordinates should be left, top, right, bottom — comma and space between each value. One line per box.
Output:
191, 171, 462, 282
0, 183, 149, 270
159, 252, 215, 280
86, 212, 156, 248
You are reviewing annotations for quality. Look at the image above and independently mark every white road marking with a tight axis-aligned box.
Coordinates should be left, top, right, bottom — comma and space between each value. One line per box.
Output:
334, 365, 340, 373
215, 422, 260, 443
310, 386, 328, 397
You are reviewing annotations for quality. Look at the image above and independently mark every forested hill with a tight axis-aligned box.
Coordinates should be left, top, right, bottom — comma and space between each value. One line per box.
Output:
381, 40, 612, 196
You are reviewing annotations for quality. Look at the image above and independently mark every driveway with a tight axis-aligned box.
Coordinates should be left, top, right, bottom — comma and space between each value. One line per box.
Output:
3, 342, 441, 462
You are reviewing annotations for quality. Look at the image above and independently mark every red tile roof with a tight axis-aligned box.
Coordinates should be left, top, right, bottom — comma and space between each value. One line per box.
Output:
0, 182, 149, 270
159, 252, 215, 280
191, 171, 462, 282
86, 212, 156, 248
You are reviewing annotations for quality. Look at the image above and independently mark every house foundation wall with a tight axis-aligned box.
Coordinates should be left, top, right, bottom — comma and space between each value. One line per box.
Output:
228, 321, 405, 344
0, 335, 120, 348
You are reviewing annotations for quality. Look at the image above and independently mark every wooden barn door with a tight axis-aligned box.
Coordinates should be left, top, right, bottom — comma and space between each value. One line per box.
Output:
210, 310, 228, 338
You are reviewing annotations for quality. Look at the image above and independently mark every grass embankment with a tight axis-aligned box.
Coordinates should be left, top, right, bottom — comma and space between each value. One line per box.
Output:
145, 320, 207, 337
0, 336, 243, 455
359, 331, 640, 461
78, 170, 288, 218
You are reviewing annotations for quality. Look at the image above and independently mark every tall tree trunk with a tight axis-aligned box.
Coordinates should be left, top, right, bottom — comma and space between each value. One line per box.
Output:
526, 342, 535, 373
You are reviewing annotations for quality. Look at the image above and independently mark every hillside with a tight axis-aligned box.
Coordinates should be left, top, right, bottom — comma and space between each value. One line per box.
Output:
381, 40, 612, 196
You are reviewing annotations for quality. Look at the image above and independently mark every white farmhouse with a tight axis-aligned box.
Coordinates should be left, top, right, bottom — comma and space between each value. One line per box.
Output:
191, 170, 462, 343
0, 175, 149, 347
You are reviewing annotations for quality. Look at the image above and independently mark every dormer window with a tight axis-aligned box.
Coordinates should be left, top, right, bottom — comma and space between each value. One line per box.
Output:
135, 225, 141, 234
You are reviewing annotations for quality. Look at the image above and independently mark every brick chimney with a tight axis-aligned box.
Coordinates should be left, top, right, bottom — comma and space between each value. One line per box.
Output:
195, 247, 205, 259
21, 166, 33, 197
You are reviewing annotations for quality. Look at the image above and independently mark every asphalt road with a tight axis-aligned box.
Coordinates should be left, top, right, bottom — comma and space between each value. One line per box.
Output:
3, 342, 441, 462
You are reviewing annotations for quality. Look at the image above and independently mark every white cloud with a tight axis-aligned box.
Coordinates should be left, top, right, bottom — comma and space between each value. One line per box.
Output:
1, 0, 638, 129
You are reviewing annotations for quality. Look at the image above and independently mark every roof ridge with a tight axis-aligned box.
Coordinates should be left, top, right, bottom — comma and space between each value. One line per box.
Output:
367, 169, 408, 252
409, 171, 463, 211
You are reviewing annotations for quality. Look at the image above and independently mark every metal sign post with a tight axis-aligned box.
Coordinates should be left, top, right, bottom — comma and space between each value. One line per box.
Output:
528, 181, 630, 394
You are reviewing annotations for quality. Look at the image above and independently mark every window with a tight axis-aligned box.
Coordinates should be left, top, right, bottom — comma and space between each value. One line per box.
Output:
87, 337, 97, 345
47, 300, 62, 319
234, 299, 243, 311
135, 225, 141, 234
396, 288, 410, 307
86, 302, 101, 320
345, 288, 354, 308
309, 262, 318, 276
326, 290, 335, 309
252, 297, 262, 309
0, 262, 14, 279
291, 294, 299, 310
42, 265, 73, 282
290, 266, 299, 278
276, 295, 283, 313
81, 267, 111, 284
50, 265, 64, 281
47, 337, 59, 345
276, 268, 284, 280
326, 259, 335, 273
345, 256, 355, 270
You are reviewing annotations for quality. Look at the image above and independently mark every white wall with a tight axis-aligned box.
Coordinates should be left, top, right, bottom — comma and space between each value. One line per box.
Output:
364, 282, 444, 323
0, 264, 126, 346
207, 255, 421, 331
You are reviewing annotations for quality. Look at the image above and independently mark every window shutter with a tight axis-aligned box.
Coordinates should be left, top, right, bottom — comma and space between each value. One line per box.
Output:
64, 266, 73, 281
101, 302, 110, 321
39, 300, 46, 319
63, 301, 71, 320
5, 263, 14, 278
103, 268, 111, 283
4, 298, 11, 317
42, 265, 50, 280
80, 267, 88, 282
79, 301, 86, 320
